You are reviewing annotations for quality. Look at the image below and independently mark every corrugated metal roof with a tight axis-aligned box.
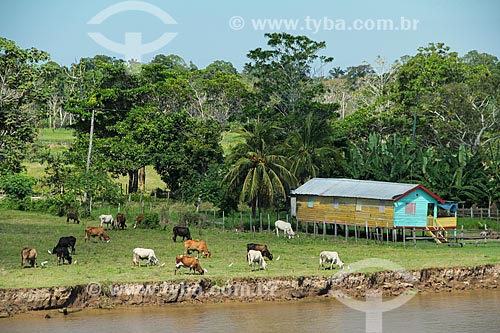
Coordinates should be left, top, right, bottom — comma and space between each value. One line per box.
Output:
293, 178, 421, 201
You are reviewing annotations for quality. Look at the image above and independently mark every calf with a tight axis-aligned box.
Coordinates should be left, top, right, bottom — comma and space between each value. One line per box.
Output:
247, 250, 267, 271
173, 226, 192, 242
247, 243, 273, 260
134, 213, 143, 229
116, 213, 127, 230
319, 251, 344, 270
53, 246, 72, 265
53, 236, 76, 254
275, 220, 295, 239
175, 255, 205, 275
184, 240, 211, 258
132, 248, 159, 266
99, 214, 115, 229
66, 212, 80, 224
21, 248, 37, 268
85, 226, 110, 242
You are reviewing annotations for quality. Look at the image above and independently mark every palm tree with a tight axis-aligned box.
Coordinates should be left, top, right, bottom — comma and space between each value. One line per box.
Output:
223, 118, 295, 217
284, 112, 341, 184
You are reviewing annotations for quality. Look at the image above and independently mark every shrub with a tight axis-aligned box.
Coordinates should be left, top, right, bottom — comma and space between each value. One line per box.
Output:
0, 174, 36, 200
137, 212, 160, 229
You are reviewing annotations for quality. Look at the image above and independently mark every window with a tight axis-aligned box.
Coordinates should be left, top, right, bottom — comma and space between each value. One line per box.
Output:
405, 202, 416, 215
379, 201, 386, 213
333, 198, 339, 209
308, 196, 314, 208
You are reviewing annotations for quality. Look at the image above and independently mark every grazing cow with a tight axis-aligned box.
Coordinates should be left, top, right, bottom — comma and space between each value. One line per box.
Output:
184, 240, 211, 258
21, 248, 37, 268
132, 248, 159, 266
134, 213, 143, 229
99, 214, 115, 229
275, 220, 295, 239
175, 255, 205, 275
173, 226, 192, 242
66, 212, 80, 224
116, 213, 127, 230
247, 250, 267, 271
247, 243, 273, 260
53, 236, 76, 254
85, 226, 110, 242
319, 251, 344, 270
53, 246, 72, 265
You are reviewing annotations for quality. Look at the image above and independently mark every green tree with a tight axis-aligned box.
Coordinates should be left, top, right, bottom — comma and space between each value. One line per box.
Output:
0, 37, 49, 173
244, 33, 333, 123
284, 112, 342, 183
223, 118, 295, 217
146, 110, 224, 201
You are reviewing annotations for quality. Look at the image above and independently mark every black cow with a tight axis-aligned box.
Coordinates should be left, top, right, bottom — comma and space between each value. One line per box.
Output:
247, 243, 273, 260
53, 246, 72, 265
173, 226, 192, 242
53, 236, 76, 254
66, 212, 80, 224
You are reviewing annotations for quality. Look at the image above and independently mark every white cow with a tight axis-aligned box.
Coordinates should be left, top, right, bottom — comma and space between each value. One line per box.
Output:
99, 214, 115, 229
319, 251, 344, 270
132, 248, 159, 266
275, 220, 295, 239
247, 250, 267, 271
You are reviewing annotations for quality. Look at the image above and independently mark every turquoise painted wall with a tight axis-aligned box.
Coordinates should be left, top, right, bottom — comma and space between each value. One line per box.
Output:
393, 188, 438, 227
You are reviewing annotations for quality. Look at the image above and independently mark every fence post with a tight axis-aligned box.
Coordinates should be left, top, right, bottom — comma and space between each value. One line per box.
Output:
334, 220, 337, 238
267, 214, 270, 233
323, 221, 326, 240
403, 226, 406, 247
365, 220, 368, 244
412, 228, 416, 247
354, 222, 357, 242
345, 222, 348, 242
259, 212, 263, 232
386, 221, 389, 245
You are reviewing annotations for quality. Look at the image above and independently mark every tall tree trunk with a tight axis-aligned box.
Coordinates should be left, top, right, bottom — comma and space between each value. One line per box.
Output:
138, 166, 146, 192
128, 169, 139, 193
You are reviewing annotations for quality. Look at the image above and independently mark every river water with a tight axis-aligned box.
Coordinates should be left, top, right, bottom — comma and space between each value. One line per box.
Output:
2, 289, 499, 333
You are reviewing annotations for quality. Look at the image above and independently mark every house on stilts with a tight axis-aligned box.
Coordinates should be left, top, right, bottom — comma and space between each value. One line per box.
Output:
291, 178, 458, 243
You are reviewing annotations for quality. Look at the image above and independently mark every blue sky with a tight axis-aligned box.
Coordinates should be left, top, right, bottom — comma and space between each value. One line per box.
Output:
1, 0, 499, 71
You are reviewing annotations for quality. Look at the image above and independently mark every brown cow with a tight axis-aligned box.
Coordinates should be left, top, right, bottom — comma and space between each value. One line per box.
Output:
116, 213, 127, 230
85, 226, 110, 242
175, 255, 205, 275
21, 248, 37, 268
134, 213, 143, 229
184, 240, 211, 258
247, 243, 273, 260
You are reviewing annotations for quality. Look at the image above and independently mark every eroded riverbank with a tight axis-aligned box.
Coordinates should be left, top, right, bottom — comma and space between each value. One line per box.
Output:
1, 264, 498, 315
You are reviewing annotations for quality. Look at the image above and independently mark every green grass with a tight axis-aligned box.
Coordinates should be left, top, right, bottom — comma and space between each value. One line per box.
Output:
1, 209, 499, 289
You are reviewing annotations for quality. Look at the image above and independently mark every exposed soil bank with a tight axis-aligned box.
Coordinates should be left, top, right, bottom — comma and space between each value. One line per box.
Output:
1, 264, 498, 315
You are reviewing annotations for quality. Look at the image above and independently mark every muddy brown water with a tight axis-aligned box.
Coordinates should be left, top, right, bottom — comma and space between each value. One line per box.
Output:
2, 289, 499, 333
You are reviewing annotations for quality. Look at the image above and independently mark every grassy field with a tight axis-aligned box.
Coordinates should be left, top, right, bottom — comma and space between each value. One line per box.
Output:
1, 209, 499, 289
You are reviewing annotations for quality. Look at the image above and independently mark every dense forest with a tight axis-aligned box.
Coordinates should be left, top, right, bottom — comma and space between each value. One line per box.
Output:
1, 33, 499, 214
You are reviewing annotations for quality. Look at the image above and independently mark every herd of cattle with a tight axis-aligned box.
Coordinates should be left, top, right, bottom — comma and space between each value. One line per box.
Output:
20, 215, 346, 274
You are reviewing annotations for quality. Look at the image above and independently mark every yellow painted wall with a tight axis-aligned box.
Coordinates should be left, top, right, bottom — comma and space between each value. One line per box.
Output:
296, 195, 395, 228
